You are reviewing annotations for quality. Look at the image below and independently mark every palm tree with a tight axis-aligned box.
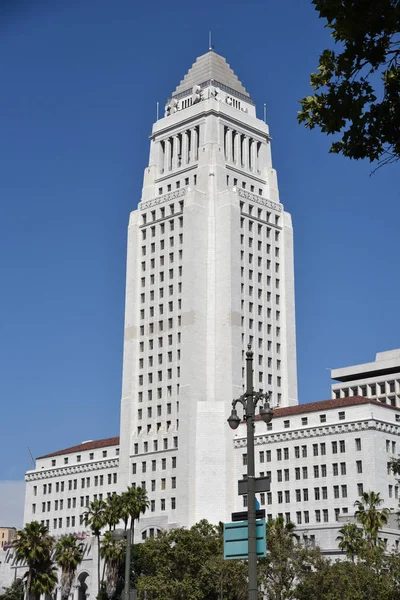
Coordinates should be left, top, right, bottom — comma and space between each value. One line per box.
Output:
354, 491, 390, 546
122, 486, 149, 542
336, 523, 364, 561
266, 515, 297, 540
100, 531, 125, 599
29, 564, 58, 600
54, 535, 84, 600
13, 521, 55, 600
83, 499, 107, 597
104, 494, 122, 531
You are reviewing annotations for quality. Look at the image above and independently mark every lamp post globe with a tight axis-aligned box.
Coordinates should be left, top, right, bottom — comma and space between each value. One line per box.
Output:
259, 404, 273, 424
227, 409, 241, 430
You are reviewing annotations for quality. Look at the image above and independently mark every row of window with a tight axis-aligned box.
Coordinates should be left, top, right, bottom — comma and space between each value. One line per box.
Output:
48, 448, 119, 467
245, 483, 363, 508
33, 490, 119, 515
132, 454, 177, 467
244, 439, 360, 466
34, 473, 118, 496
334, 380, 400, 398
132, 476, 176, 492
141, 213, 183, 230
141, 235, 183, 254
140, 266, 183, 290
254, 460, 363, 482
138, 365, 180, 385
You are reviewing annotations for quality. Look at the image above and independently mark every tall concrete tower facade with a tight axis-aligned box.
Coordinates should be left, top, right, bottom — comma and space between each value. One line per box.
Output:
119, 51, 298, 535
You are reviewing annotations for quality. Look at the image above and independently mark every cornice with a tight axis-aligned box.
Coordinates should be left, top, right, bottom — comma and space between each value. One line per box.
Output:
25, 459, 119, 482
238, 188, 282, 213
155, 164, 198, 184
139, 188, 186, 211
152, 108, 269, 140
227, 165, 266, 185
233, 419, 400, 448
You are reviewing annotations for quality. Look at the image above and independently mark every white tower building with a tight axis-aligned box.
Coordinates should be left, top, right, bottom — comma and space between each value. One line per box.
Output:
118, 50, 298, 533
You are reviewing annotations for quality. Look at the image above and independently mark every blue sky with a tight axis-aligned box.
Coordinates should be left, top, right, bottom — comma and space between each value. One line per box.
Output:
0, 0, 398, 510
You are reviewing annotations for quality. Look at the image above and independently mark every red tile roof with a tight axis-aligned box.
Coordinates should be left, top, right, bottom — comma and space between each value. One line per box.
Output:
37, 436, 120, 460
36, 397, 399, 459
255, 396, 400, 420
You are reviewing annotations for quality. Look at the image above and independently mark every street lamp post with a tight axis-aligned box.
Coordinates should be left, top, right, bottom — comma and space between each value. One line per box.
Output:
112, 528, 132, 600
227, 345, 273, 600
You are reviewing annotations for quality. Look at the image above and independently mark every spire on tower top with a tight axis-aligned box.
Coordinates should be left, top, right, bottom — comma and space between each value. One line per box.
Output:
172, 51, 250, 99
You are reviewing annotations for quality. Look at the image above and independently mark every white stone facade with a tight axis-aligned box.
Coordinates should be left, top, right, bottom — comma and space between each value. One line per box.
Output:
331, 349, 400, 408
118, 50, 298, 533
233, 396, 400, 556
24, 438, 120, 535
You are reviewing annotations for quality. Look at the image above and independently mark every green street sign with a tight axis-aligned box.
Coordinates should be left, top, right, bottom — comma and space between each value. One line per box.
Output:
223, 519, 266, 560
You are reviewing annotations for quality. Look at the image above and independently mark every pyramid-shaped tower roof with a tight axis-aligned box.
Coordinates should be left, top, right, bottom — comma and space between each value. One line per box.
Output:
172, 50, 250, 98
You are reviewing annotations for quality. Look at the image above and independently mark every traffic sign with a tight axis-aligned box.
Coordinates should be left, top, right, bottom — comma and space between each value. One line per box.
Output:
231, 509, 265, 522
223, 520, 266, 560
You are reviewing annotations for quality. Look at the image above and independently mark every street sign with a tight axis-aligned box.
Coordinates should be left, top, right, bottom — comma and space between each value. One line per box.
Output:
238, 476, 270, 495
231, 509, 265, 522
224, 520, 266, 560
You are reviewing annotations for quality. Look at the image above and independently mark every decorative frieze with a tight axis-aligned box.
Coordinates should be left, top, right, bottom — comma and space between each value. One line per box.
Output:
25, 459, 119, 481
233, 419, 400, 449
140, 188, 186, 211
238, 188, 282, 213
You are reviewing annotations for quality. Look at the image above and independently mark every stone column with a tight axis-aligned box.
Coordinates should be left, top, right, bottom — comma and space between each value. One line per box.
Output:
250, 139, 256, 172
166, 138, 172, 171
172, 136, 179, 170
193, 127, 199, 161
226, 128, 232, 162
242, 135, 249, 169
182, 131, 189, 165
234, 132, 240, 166
159, 141, 165, 174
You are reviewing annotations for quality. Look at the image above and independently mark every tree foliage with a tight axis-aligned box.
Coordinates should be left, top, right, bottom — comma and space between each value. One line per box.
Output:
54, 535, 84, 600
0, 579, 25, 600
135, 520, 247, 600
12, 521, 56, 600
298, 0, 400, 167
258, 517, 325, 600
296, 557, 400, 600
100, 531, 125, 600
354, 490, 389, 547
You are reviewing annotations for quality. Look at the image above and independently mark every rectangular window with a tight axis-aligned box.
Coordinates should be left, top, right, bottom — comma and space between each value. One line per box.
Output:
332, 441, 338, 454
340, 462, 346, 475
355, 438, 361, 451
302, 445, 307, 458
313, 444, 318, 456
340, 440, 346, 453
294, 446, 300, 459
333, 463, 338, 476
341, 485, 347, 498
320, 443, 326, 456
